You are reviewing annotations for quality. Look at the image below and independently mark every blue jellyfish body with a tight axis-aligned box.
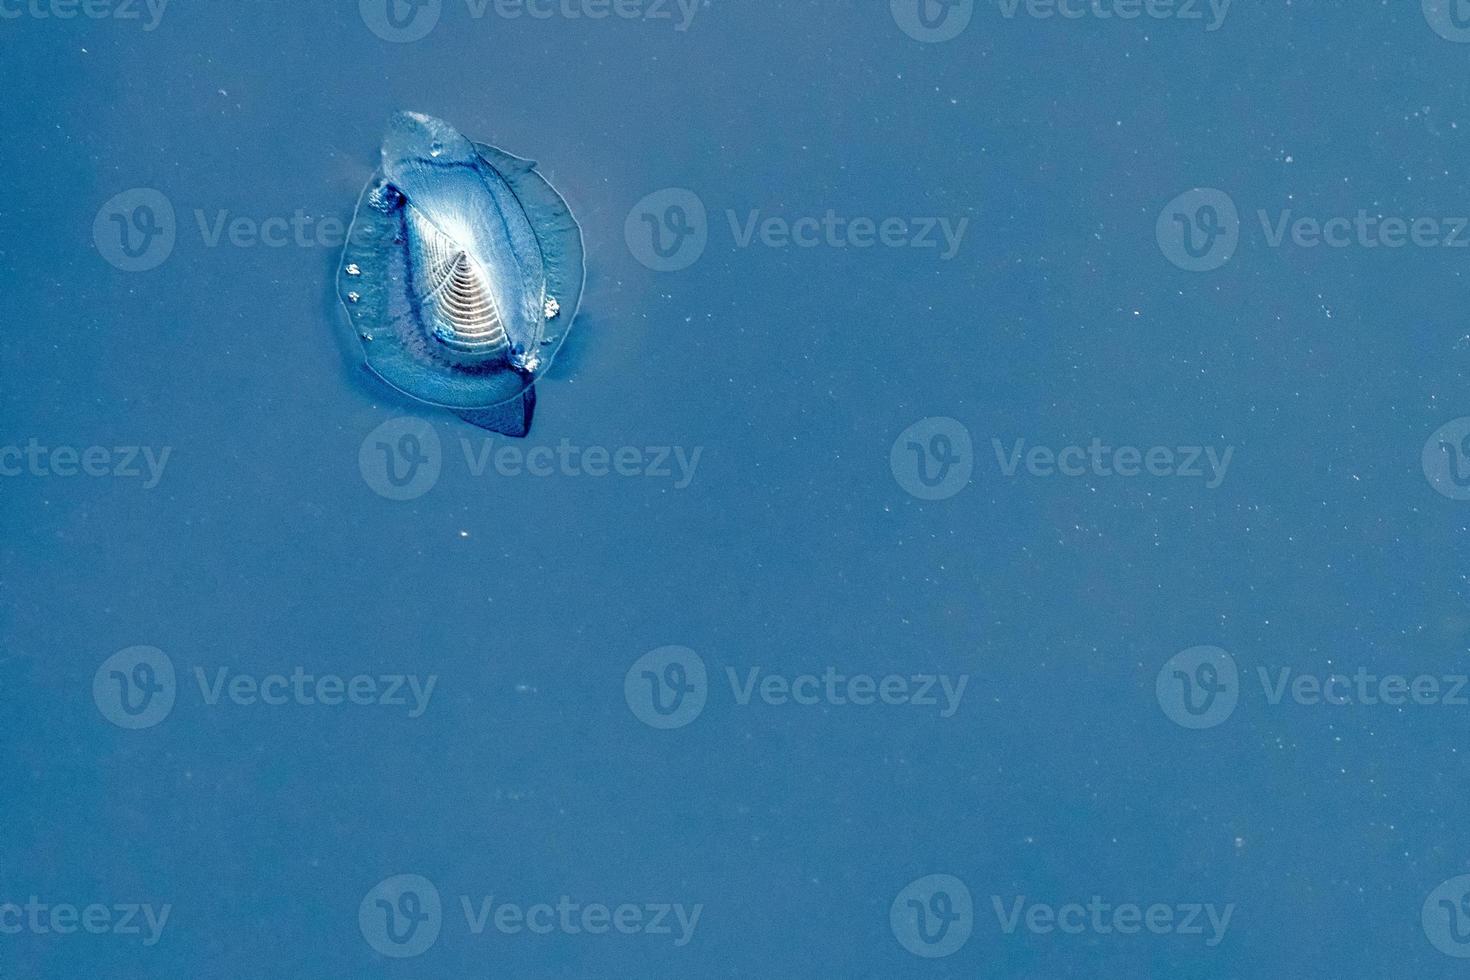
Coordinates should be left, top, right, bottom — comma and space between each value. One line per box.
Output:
338, 112, 585, 436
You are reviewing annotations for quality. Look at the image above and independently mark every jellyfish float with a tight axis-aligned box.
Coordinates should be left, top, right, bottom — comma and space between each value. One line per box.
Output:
338, 112, 584, 437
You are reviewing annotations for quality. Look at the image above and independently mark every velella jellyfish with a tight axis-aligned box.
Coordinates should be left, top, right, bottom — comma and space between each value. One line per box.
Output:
337, 112, 585, 437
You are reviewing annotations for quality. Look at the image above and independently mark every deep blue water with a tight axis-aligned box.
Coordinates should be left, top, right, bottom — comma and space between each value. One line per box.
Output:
5, 1, 1470, 976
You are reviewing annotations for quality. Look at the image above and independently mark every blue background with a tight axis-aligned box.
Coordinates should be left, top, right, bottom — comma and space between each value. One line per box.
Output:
3, 0, 1470, 976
